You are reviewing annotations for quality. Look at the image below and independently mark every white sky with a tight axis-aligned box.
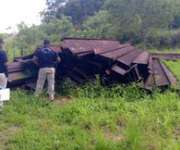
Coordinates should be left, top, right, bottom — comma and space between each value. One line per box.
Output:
0, 0, 46, 33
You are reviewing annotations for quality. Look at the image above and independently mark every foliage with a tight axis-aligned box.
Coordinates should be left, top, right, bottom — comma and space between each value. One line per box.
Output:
40, 17, 75, 42
44, 0, 105, 25
80, 11, 118, 39
40, 0, 180, 48
2, 0, 180, 59
16, 17, 75, 48
4, 17, 75, 59
0, 61, 180, 149
144, 29, 180, 48
104, 0, 178, 42
2, 0, 180, 53
172, 15, 180, 29
0, 83, 180, 149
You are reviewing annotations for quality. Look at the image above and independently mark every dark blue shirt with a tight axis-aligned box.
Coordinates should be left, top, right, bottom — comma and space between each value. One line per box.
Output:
0, 50, 8, 76
35, 48, 58, 68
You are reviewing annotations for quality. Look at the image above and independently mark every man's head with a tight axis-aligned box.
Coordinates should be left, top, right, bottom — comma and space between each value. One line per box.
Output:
0, 38, 4, 49
43, 39, 50, 48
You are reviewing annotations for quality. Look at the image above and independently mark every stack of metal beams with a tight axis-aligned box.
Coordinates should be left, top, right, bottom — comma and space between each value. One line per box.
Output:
7, 59, 35, 87
7, 45, 61, 89
59, 38, 177, 90
6, 37, 177, 90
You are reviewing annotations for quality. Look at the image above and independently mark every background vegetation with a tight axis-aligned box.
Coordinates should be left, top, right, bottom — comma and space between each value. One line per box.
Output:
0, 80, 180, 150
1, 0, 180, 60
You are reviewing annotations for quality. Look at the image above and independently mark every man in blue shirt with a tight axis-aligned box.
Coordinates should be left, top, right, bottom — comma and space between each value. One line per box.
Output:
34, 39, 60, 101
0, 38, 8, 107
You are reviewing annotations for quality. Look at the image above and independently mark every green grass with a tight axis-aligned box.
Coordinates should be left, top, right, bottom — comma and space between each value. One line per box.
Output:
147, 48, 180, 53
164, 60, 180, 81
0, 81, 180, 150
0, 55, 180, 150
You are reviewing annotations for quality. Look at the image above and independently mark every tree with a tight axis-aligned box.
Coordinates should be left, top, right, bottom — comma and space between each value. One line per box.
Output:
15, 17, 75, 51
43, 0, 105, 25
16, 22, 45, 52
41, 17, 75, 42
104, 0, 178, 42
80, 11, 118, 38
42, 0, 67, 23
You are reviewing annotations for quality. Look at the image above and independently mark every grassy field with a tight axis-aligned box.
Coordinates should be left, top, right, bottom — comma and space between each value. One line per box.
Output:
0, 60, 180, 150
147, 48, 180, 53
0, 80, 180, 150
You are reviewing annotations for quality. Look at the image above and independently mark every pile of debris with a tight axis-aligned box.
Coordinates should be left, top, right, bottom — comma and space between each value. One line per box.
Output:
59, 38, 177, 90
7, 55, 38, 88
7, 37, 178, 90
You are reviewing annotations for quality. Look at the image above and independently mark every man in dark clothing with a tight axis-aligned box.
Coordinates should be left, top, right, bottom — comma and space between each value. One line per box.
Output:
0, 49, 8, 76
0, 38, 8, 107
34, 39, 60, 100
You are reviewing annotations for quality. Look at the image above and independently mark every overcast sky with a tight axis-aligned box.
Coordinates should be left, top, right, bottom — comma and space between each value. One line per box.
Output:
0, 0, 46, 33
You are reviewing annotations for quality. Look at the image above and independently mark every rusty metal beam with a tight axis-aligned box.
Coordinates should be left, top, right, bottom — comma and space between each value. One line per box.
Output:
6, 37, 178, 91
151, 53, 180, 60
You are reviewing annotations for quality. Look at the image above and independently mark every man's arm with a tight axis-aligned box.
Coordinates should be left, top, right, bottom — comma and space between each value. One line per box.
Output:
57, 54, 61, 63
32, 50, 40, 65
54, 52, 61, 63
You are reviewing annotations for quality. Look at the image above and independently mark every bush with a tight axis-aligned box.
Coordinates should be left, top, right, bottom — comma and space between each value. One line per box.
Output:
145, 29, 180, 48
57, 77, 148, 101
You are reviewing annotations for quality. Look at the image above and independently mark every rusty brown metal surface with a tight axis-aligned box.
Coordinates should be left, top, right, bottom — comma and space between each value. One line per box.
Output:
7, 62, 24, 73
101, 46, 135, 60
152, 58, 170, 86
8, 72, 31, 82
151, 53, 180, 60
60, 38, 177, 89
117, 50, 142, 67
144, 58, 177, 89
7, 37, 177, 90
133, 51, 150, 64
7, 56, 37, 88
50, 45, 62, 52
160, 63, 177, 86
62, 37, 122, 54
111, 65, 127, 75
